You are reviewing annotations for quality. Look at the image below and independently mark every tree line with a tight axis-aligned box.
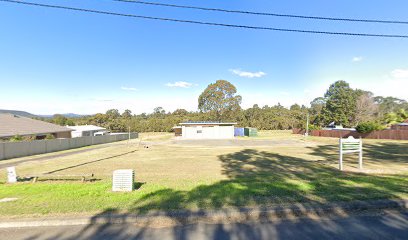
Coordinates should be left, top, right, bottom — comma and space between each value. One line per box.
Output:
46, 80, 408, 133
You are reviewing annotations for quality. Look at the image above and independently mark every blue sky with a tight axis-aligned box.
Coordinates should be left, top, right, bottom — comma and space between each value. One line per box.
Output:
1, 0, 408, 114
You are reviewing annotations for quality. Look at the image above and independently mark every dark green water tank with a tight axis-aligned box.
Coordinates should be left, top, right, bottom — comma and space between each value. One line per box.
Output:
244, 127, 258, 137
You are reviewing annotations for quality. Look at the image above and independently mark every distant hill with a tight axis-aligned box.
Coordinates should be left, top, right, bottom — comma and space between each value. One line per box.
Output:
62, 113, 84, 118
38, 113, 85, 118
0, 110, 86, 118
0, 109, 38, 118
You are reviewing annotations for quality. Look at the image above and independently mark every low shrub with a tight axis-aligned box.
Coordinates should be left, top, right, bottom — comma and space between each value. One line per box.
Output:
45, 134, 55, 140
308, 124, 322, 131
356, 122, 384, 133
22, 135, 37, 141
9, 135, 22, 142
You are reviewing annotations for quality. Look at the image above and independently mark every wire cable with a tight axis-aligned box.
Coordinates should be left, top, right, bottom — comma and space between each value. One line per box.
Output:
1, 0, 408, 38
116, 0, 408, 25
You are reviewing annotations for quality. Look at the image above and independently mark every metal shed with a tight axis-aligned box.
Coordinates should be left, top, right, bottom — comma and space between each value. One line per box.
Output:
234, 127, 245, 137
177, 121, 237, 139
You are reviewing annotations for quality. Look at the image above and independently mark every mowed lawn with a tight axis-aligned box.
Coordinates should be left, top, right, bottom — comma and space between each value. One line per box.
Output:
0, 131, 408, 217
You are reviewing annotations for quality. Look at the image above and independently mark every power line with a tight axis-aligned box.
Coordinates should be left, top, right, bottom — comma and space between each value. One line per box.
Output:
116, 0, 408, 25
2, 0, 408, 38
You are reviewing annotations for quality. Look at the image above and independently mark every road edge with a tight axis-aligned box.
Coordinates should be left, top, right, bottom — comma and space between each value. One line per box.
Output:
1, 198, 407, 228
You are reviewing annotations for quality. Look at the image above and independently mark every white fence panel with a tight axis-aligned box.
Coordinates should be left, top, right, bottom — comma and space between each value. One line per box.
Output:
46, 139, 63, 152
4, 141, 30, 159
29, 140, 47, 155
58, 139, 71, 151
0, 143, 5, 160
84, 136, 92, 146
0, 133, 138, 160
93, 136, 104, 145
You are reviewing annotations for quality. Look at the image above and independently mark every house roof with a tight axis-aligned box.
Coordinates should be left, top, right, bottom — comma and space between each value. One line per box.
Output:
67, 125, 106, 132
0, 114, 73, 138
394, 119, 408, 126
179, 121, 237, 126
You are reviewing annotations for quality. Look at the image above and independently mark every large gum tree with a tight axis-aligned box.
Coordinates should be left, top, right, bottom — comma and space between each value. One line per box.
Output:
198, 80, 242, 121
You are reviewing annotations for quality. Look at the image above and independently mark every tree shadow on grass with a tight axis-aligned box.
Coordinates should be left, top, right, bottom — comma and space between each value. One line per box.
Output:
364, 142, 408, 164
19, 147, 408, 239
121, 149, 408, 218
43, 149, 138, 175
309, 141, 408, 167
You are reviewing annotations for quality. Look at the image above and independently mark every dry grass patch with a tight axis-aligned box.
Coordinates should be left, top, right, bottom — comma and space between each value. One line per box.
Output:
0, 132, 407, 216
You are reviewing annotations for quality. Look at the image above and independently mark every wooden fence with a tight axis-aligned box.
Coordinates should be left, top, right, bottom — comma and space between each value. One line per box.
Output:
292, 128, 408, 140
391, 125, 408, 130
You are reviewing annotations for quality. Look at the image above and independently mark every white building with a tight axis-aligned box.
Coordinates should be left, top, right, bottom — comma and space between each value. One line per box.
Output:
67, 125, 108, 138
177, 122, 236, 139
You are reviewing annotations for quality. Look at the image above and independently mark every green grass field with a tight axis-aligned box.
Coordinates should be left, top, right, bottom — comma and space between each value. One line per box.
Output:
0, 131, 408, 217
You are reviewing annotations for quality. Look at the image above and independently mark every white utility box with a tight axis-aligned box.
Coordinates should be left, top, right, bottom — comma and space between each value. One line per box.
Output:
112, 169, 134, 192
7, 167, 17, 183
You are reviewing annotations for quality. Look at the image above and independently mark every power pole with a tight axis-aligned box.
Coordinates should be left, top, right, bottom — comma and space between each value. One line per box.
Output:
305, 112, 309, 137
128, 126, 131, 145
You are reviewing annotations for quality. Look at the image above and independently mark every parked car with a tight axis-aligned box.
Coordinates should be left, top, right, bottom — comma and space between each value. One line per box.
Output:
94, 131, 110, 136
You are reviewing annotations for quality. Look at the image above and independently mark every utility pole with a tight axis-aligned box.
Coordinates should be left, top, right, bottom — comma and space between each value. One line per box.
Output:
128, 126, 131, 145
305, 112, 310, 137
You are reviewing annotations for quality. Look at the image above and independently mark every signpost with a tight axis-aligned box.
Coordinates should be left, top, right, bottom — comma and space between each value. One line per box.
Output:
7, 166, 17, 183
339, 136, 363, 171
128, 126, 131, 146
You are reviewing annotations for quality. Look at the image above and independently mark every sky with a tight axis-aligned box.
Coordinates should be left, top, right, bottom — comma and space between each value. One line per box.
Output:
1, 0, 408, 115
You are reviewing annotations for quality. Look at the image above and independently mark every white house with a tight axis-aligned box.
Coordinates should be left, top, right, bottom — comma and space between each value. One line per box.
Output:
176, 122, 236, 139
67, 125, 108, 138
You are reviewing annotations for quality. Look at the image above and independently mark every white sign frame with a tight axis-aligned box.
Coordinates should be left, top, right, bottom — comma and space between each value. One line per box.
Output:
339, 136, 363, 171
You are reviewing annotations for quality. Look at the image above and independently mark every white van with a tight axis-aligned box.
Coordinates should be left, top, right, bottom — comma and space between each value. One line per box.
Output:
94, 131, 110, 136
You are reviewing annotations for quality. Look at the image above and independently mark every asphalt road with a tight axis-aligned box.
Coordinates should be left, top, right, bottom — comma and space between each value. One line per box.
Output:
1, 211, 407, 240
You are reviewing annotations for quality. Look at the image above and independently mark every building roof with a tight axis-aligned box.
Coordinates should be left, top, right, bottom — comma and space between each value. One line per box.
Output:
179, 121, 237, 126
67, 125, 106, 132
0, 114, 73, 138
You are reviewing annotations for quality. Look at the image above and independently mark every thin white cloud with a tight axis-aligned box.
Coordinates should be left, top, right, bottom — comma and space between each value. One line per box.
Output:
121, 86, 138, 91
230, 69, 266, 78
352, 56, 363, 62
353, 69, 408, 101
279, 91, 290, 96
391, 69, 408, 79
90, 98, 114, 102
165, 81, 193, 88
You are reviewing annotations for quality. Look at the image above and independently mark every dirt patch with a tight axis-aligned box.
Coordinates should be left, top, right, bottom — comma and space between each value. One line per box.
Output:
170, 139, 309, 147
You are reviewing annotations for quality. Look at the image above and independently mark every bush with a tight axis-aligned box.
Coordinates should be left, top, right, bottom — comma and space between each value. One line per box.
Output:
356, 122, 384, 133
9, 135, 23, 142
22, 135, 37, 141
308, 124, 321, 131
45, 134, 55, 140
